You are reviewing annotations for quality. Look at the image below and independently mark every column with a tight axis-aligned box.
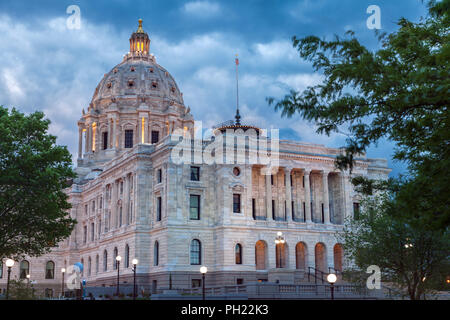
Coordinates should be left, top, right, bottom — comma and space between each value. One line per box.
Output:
78, 127, 83, 159
304, 170, 312, 222
108, 118, 112, 149
111, 181, 117, 229
264, 168, 273, 221
143, 116, 148, 143
322, 171, 331, 224
84, 125, 89, 153
123, 175, 130, 225
284, 168, 292, 222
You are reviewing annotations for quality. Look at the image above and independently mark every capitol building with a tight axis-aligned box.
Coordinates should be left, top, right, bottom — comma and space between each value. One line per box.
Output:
0, 20, 390, 297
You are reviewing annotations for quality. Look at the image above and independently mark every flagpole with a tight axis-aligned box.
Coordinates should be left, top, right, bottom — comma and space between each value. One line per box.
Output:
235, 54, 241, 125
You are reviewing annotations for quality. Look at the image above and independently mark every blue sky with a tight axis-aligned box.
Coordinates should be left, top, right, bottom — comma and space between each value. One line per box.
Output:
0, 0, 429, 176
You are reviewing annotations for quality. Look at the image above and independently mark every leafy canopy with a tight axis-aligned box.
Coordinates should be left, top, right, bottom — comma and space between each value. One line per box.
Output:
0, 106, 76, 260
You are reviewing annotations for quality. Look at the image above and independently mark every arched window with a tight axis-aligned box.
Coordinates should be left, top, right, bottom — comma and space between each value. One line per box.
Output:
190, 239, 201, 265
295, 242, 307, 270
315, 243, 327, 272
125, 244, 130, 268
255, 241, 267, 270
103, 250, 108, 272
333, 243, 344, 271
45, 261, 55, 279
20, 260, 29, 279
113, 247, 118, 270
88, 257, 92, 277
235, 244, 242, 264
154, 241, 159, 266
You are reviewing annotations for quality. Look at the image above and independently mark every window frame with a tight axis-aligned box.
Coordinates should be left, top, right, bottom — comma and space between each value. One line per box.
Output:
190, 239, 201, 265
189, 194, 201, 220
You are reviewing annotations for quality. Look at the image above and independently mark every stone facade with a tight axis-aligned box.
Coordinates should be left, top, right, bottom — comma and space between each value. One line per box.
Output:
0, 20, 390, 297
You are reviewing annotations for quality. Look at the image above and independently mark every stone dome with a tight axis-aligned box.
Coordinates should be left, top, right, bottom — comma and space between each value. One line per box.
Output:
91, 55, 184, 107
76, 19, 194, 170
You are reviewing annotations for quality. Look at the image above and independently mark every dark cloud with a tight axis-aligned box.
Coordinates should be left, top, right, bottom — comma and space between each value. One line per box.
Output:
0, 1, 427, 176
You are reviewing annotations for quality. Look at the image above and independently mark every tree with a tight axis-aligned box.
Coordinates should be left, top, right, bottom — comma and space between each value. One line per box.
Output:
338, 189, 450, 300
267, 0, 449, 298
0, 106, 76, 260
268, 0, 449, 229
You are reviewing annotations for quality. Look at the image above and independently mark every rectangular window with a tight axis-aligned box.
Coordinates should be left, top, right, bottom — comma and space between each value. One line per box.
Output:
191, 279, 201, 288
290, 174, 293, 187
236, 278, 244, 285
85, 204, 88, 215
92, 200, 95, 213
119, 207, 123, 227
292, 201, 295, 220
233, 194, 241, 213
271, 175, 274, 185
272, 200, 275, 220
303, 202, 306, 221
124, 130, 133, 148
190, 195, 200, 220
83, 226, 87, 244
252, 198, 256, 220
353, 202, 360, 220
98, 220, 102, 237
151, 130, 159, 144
190, 166, 200, 181
102, 132, 108, 150
91, 222, 94, 241
302, 175, 305, 188
157, 169, 162, 183
156, 197, 162, 221
321, 203, 324, 223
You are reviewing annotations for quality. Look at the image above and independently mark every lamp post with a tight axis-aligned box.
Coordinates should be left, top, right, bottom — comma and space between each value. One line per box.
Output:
274, 232, 285, 268
327, 273, 337, 300
61, 268, 66, 298
200, 266, 207, 301
115, 255, 121, 296
5, 259, 14, 300
132, 258, 138, 300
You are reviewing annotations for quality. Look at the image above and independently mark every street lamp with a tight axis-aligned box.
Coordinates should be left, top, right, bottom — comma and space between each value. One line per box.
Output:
5, 259, 14, 300
132, 258, 138, 300
274, 232, 285, 268
61, 268, 66, 298
327, 273, 337, 300
26, 274, 30, 289
115, 255, 121, 296
200, 266, 207, 301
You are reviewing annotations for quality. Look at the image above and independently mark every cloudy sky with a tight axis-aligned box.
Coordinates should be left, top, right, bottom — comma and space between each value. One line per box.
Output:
0, 0, 428, 176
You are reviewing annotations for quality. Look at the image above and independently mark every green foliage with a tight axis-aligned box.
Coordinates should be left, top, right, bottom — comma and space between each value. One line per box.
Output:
268, 0, 450, 299
0, 106, 76, 260
338, 191, 450, 299
7, 279, 36, 300
268, 0, 449, 229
